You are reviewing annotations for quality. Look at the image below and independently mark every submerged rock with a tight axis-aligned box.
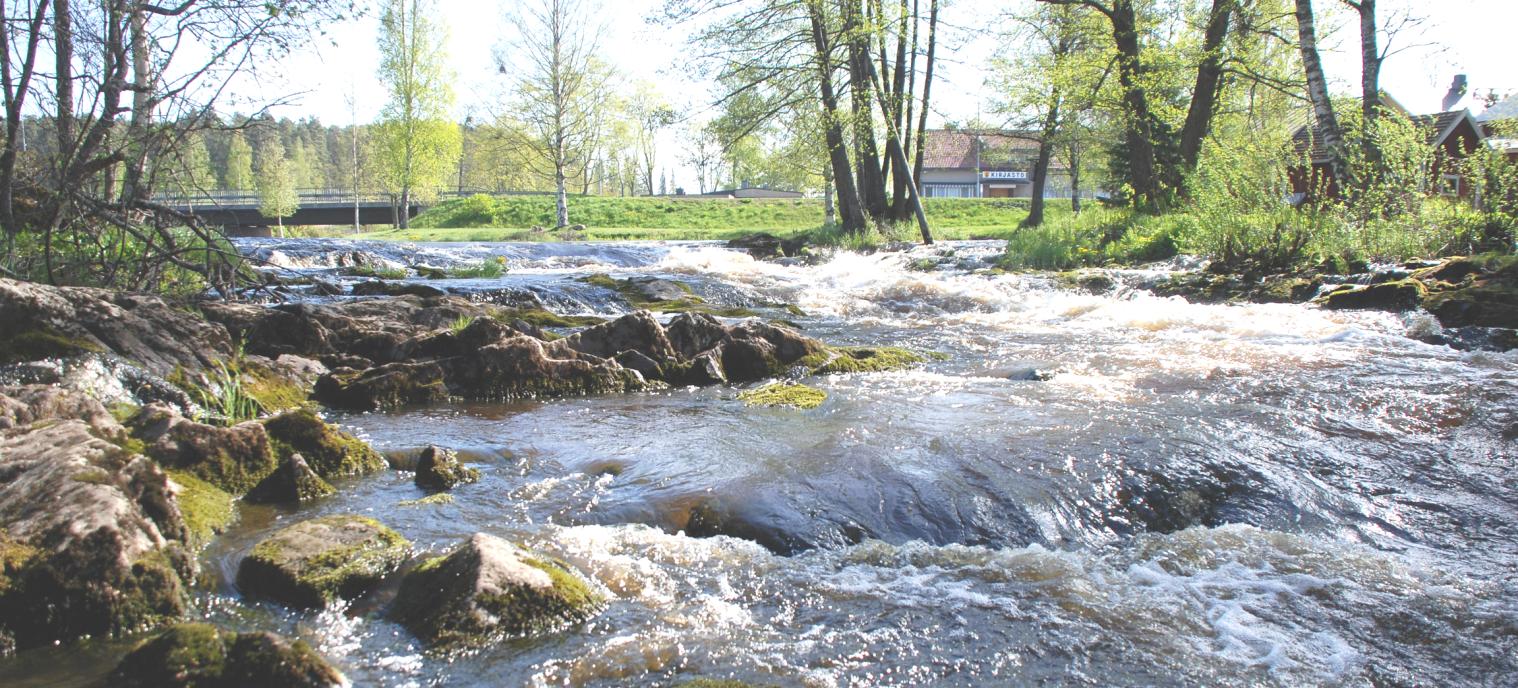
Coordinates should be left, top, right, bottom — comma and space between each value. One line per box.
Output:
262, 409, 387, 480
388, 533, 603, 648
351, 280, 447, 298
243, 453, 335, 505
1318, 278, 1427, 311
798, 346, 927, 375
236, 515, 410, 609
0, 417, 193, 652
414, 445, 480, 491
110, 623, 346, 688
738, 383, 827, 409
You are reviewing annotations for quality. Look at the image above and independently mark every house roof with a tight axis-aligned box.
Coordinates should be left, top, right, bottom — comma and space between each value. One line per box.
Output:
922, 130, 1048, 170
1477, 95, 1518, 122
1290, 108, 1483, 162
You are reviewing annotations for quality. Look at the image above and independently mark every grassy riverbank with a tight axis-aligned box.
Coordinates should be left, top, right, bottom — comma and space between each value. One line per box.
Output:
351, 194, 1059, 242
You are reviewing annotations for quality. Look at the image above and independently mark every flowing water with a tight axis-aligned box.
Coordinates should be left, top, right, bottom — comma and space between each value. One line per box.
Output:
12, 239, 1518, 687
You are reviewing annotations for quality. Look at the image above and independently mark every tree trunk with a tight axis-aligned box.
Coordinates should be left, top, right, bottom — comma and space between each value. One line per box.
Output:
808, 1, 866, 234
862, 36, 932, 244
1177, 0, 1233, 179
1353, 0, 1382, 168
120, 7, 152, 204
399, 186, 411, 229
910, 0, 937, 194
1110, 0, 1160, 210
844, 0, 888, 222
555, 163, 570, 227
1068, 141, 1082, 214
54, 0, 73, 184
886, 0, 911, 221
1025, 90, 1062, 228
1294, 0, 1347, 191
824, 161, 836, 227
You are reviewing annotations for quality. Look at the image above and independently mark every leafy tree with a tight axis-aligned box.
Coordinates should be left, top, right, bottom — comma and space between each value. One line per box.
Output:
503, 0, 611, 227
224, 132, 255, 191
375, 0, 462, 229
256, 144, 299, 235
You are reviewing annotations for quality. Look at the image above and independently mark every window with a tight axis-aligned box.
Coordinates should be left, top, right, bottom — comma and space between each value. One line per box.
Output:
1440, 174, 1461, 197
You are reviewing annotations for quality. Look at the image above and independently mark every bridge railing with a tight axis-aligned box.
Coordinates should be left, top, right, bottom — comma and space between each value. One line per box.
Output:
152, 189, 553, 208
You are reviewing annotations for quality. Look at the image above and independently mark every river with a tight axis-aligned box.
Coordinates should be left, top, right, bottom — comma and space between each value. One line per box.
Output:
13, 238, 1518, 687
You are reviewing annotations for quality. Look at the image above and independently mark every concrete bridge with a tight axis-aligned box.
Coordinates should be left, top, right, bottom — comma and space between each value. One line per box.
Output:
156, 191, 435, 236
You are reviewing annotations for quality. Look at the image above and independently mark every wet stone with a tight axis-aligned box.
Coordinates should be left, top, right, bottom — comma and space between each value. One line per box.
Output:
414, 445, 480, 491
235, 514, 410, 609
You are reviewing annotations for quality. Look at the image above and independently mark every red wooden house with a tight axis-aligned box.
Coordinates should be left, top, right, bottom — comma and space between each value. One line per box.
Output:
1289, 97, 1487, 202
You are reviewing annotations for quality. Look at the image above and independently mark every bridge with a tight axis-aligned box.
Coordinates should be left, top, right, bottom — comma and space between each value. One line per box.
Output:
155, 191, 430, 236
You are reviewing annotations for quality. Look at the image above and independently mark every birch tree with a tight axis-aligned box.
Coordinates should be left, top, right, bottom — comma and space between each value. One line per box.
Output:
504, 0, 610, 228
376, 0, 461, 229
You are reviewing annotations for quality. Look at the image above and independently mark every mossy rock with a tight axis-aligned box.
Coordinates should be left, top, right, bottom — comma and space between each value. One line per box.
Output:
1318, 278, 1427, 311
110, 623, 346, 688
236, 515, 410, 609
797, 346, 928, 375
263, 409, 386, 480
579, 274, 757, 317
127, 405, 278, 496
414, 445, 480, 491
238, 362, 311, 414
388, 533, 604, 648
243, 453, 336, 505
166, 470, 236, 548
399, 493, 455, 507
0, 327, 103, 364
491, 307, 605, 329
738, 383, 827, 410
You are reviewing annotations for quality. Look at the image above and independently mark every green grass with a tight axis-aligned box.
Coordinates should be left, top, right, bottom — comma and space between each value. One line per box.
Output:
354, 195, 1057, 242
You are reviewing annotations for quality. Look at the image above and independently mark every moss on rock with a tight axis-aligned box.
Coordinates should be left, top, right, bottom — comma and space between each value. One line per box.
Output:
388, 533, 604, 648
0, 327, 104, 364
243, 453, 336, 505
798, 346, 928, 375
235, 515, 410, 609
414, 445, 480, 491
110, 623, 346, 688
399, 493, 455, 507
738, 383, 827, 409
491, 308, 606, 329
1318, 278, 1427, 311
262, 409, 386, 480
166, 470, 236, 548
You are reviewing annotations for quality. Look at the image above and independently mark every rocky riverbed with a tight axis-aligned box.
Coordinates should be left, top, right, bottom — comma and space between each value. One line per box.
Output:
1, 239, 1515, 686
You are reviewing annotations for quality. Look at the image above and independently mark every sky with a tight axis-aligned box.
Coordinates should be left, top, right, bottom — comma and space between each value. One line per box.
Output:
235, 0, 1518, 180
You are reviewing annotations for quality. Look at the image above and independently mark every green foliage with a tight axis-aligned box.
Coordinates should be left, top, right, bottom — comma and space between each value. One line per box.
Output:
375, 0, 461, 202
2, 224, 246, 296
256, 146, 299, 221
1175, 135, 1319, 271
195, 359, 260, 426
1000, 208, 1180, 270
224, 132, 255, 191
446, 257, 507, 279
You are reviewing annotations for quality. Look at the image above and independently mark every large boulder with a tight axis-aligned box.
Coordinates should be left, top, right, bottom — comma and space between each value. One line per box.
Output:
109, 623, 346, 688
127, 404, 277, 494
564, 310, 678, 361
236, 515, 409, 609
313, 361, 450, 411
0, 419, 193, 652
0, 278, 233, 378
350, 280, 447, 298
414, 445, 480, 491
262, 409, 387, 480
441, 336, 647, 399
388, 533, 604, 648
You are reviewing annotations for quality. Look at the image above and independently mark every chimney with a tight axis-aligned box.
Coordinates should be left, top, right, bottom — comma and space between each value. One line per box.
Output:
1442, 74, 1469, 111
